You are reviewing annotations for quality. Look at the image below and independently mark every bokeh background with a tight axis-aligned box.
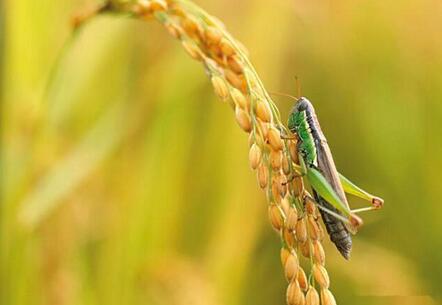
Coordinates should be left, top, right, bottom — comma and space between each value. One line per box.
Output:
2, 0, 442, 305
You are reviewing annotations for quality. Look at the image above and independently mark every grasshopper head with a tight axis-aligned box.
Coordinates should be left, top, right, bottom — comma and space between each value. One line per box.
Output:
295, 97, 313, 112
287, 97, 312, 133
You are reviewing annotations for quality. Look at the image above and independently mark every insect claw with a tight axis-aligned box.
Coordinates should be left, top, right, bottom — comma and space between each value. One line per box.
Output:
281, 176, 293, 186
282, 173, 304, 186
349, 214, 363, 229
372, 197, 384, 209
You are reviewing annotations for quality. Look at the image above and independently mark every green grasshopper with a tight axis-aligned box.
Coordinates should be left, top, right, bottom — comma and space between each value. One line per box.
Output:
286, 96, 383, 259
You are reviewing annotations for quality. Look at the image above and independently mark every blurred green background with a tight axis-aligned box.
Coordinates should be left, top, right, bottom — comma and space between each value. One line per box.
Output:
1, 0, 442, 305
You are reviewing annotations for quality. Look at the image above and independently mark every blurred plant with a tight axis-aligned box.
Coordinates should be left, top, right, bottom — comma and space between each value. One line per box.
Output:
33, 0, 384, 304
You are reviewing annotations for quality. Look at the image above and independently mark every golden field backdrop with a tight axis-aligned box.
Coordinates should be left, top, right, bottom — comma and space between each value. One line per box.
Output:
1, 0, 442, 305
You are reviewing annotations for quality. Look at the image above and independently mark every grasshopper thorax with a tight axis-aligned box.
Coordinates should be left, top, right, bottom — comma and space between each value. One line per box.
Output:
287, 97, 317, 165
287, 97, 313, 132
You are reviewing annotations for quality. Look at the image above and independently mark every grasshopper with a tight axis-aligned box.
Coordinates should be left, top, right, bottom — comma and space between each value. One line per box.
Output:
286, 97, 383, 259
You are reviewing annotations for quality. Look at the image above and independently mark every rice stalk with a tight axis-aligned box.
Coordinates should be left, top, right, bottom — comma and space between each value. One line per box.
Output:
73, 0, 340, 303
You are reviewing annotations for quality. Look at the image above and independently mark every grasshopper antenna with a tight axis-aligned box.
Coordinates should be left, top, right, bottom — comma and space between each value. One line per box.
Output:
295, 76, 301, 98
269, 76, 302, 101
269, 91, 299, 101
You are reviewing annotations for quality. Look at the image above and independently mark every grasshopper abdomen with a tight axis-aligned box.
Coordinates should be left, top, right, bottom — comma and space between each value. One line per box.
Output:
314, 192, 352, 259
